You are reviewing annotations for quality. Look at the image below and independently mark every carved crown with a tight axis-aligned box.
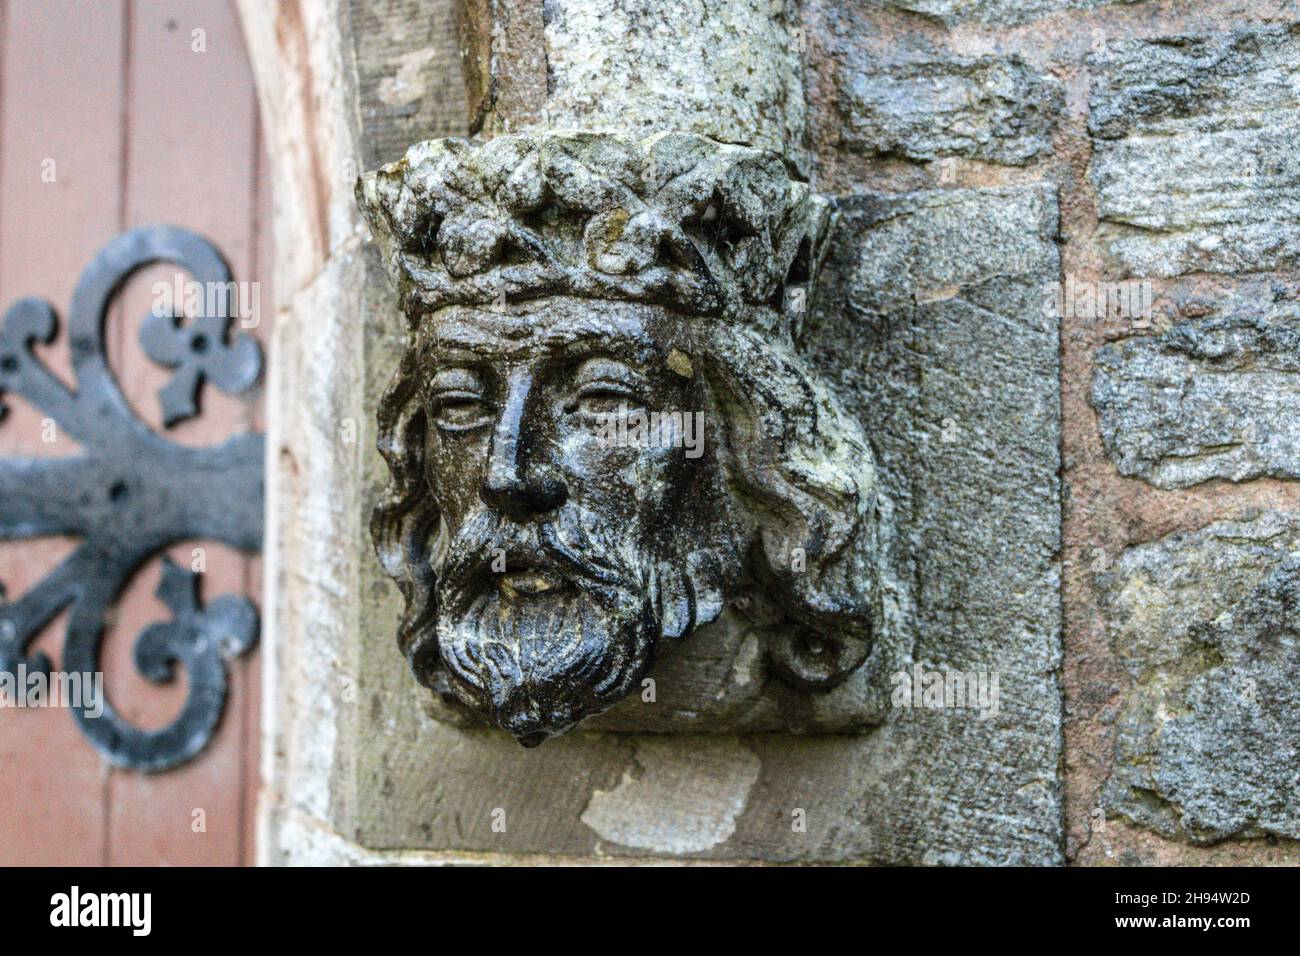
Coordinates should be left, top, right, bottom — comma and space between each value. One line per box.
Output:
357, 131, 834, 337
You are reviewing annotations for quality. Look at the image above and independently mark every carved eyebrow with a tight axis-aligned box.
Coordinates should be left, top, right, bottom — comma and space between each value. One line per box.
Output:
420, 341, 484, 370
419, 330, 495, 360
539, 318, 656, 356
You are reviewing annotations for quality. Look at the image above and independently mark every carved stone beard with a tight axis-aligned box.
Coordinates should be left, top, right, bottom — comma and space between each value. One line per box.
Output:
427, 505, 727, 746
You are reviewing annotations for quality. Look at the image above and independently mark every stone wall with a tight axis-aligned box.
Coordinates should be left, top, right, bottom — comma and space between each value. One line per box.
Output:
244, 0, 1300, 864
803, 0, 1300, 867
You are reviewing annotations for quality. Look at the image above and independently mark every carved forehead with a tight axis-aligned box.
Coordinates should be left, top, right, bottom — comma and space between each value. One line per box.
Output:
414, 297, 688, 363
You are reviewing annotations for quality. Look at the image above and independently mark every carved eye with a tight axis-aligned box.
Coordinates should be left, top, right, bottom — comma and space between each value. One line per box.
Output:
568, 357, 645, 419
575, 382, 639, 417
429, 368, 492, 431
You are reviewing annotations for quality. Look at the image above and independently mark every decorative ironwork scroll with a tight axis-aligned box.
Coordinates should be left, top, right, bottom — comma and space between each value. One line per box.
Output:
0, 226, 263, 772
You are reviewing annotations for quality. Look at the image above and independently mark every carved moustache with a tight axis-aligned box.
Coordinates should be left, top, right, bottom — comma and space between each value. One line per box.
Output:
435, 509, 636, 616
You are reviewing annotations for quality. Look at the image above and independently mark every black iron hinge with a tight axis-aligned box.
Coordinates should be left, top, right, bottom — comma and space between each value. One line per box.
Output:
0, 226, 263, 772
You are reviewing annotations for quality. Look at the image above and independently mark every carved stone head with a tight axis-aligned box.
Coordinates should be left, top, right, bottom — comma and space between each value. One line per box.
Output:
358, 131, 880, 746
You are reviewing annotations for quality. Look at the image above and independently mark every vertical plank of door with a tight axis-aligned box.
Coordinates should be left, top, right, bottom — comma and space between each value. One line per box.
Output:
104, 0, 259, 866
0, 0, 127, 866
241, 126, 272, 866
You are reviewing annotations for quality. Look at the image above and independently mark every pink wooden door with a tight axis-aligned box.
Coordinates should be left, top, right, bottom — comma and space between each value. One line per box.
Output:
0, 0, 268, 865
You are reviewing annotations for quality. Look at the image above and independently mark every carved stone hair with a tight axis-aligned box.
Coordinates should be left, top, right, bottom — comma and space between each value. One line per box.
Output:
358, 131, 882, 688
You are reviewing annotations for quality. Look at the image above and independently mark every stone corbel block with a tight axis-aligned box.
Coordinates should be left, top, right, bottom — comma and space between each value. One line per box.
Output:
356, 130, 888, 743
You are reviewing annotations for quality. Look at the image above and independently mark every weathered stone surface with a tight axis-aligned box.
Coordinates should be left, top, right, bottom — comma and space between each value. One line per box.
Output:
346, 0, 464, 167
808, 184, 1064, 859
339, 182, 1065, 864
249, 0, 1300, 871
359, 131, 834, 322
254, 0, 1074, 867
1089, 25, 1300, 277
1097, 512, 1300, 844
860, 0, 1137, 27
1093, 297, 1300, 488
579, 737, 762, 853
359, 130, 887, 741
468, 0, 807, 172
838, 55, 1062, 165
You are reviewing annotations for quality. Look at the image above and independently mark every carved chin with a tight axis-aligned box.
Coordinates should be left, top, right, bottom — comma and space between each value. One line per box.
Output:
416, 505, 735, 744
436, 588, 655, 746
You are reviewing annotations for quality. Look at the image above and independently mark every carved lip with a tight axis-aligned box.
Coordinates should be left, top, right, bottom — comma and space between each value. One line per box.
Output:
497, 559, 571, 597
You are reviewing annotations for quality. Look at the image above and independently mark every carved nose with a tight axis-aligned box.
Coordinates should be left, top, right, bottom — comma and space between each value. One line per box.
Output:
479, 462, 568, 518
479, 369, 568, 519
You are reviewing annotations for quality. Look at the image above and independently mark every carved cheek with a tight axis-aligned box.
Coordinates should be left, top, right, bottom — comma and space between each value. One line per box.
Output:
424, 424, 491, 527
561, 417, 682, 506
